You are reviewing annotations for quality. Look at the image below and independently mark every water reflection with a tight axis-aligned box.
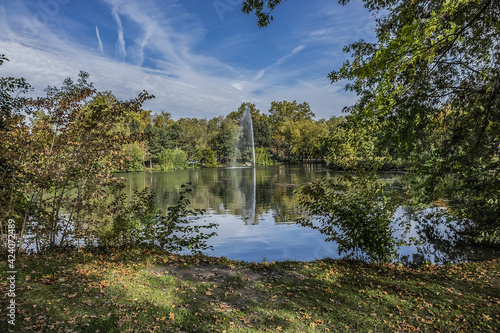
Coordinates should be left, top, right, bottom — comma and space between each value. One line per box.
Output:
116, 165, 498, 264
399, 208, 500, 266
118, 164, 334, 226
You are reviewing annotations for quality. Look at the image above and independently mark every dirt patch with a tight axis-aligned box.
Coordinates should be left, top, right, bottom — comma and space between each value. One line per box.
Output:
148, 263, 302, 308
149, 264, 266, 283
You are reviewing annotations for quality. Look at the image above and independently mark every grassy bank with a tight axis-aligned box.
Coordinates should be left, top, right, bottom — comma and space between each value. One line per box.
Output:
1, 248, 499, 332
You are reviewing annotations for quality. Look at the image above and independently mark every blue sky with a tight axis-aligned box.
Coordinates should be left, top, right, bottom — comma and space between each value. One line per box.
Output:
0, 0, 376, 120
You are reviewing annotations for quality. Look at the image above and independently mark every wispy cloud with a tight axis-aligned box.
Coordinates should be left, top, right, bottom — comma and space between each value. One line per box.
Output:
276, 44, 305, 65
251, 44, 306, 82
95, 26, 104, 54
111, 7, 126, 60
0, 0, 366, 120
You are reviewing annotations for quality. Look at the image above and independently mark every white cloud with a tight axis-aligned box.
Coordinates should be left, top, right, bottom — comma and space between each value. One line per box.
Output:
275, 44, 305, 65
111, 7, 126, 60
0, 0, 358, 120
95, 26, 104, 54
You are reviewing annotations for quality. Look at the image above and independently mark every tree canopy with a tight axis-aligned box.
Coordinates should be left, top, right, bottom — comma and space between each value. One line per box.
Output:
244, 0, 500, 244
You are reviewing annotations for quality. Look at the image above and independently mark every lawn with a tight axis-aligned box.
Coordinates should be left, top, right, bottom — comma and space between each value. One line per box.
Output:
1, 248, 499, 332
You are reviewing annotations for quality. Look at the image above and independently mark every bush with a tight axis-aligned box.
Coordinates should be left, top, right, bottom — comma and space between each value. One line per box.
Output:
122, 143, 145, 171
195, 148, 218, 168
158, 148, 188, 171
101, 184, 217, 254
254, 147, 275, 166
296, 173, 411, 263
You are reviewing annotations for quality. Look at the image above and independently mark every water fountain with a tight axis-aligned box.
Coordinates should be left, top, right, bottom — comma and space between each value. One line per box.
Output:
233, 106, 256, 167
231, 105, 257, 224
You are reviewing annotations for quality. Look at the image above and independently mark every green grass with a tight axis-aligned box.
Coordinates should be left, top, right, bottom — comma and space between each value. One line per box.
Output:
1, 248, 499, 332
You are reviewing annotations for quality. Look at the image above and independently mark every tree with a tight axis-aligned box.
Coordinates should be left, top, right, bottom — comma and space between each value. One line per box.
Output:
209, 117, 239, 164
244, 0, 500, 244
266, 100, 317, 161
176, 118, 208, 158
241, 0, 284, 27
227, 103, 273, 150
152, 110, 174, 129
157, 148, 188, 171
297, 174, 411, 263
267, 100, 315, 131
123, 142, 146, 171
322, 116, 392, 170
1, 70, 154, 252
253, 113, 273, 148
330, 0, 500, 243
288, 118, 328, 161
146, 123, 173, 165
195, 148, 218, 168
0, 55, 33, 249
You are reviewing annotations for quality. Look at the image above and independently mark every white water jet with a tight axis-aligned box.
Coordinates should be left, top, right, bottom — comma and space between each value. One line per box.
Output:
233, 106, 255, 167
231, 105, 257, 224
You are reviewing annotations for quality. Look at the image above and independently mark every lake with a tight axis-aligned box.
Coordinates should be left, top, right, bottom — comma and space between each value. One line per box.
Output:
116, 164, 498, 264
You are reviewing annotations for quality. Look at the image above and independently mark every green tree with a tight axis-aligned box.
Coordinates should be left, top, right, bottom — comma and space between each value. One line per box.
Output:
289, 119, 328, 161
104, 185, 217, 253
145, 123, 172, 165
253, 113, 273, 148
157, 148, 188, 171
166, 123, 182, 149
227, 102, 273, 149
1, 70, 154, 252
123, 142, 145, 171
254, 147, 274, 166
297, 174, 411, 263
176, 118, 208, 158
244, 0, 500, 244
268, 100, 315, 131
267, 100, 317, 161
0, 55, 33, 249
209, 117, 239, 164
152, 110, 174, 129
330, 0, 500, 243
322, 117, 388, 170
195, 148, 218, 168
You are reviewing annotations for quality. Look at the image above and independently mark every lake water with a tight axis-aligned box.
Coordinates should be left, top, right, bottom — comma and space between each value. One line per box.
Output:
116, 164, 498, 264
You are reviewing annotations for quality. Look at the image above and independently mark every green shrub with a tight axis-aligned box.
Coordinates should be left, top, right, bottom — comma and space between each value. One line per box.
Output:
158, 148, 188, 171
101, 184, 217, 254
195, 148, 218, 168
255, 147, 274, 166
297, 173, 411, 263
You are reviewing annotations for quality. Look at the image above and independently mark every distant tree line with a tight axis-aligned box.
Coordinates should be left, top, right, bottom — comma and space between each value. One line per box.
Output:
117, 100, 407, 172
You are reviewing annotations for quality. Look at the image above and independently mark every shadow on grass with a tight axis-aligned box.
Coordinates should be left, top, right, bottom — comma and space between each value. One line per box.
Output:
1, 248, 499, 332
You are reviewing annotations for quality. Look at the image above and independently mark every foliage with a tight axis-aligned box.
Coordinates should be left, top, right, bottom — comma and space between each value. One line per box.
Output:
321, 117, 403, 170
254, 147, 274, 166
104, 185, 217, 254
176, 118, 208, 159
268, 100, 315, 130
157, 148, 188, 171
267, 100, 321, 161
243, 0, 500, 243
122, 142, 146, 172
157, 184, 217, 253
329, 0, 500, 243
0, 69, 154, 253
195, 147, 218, 168
297, 174, 411, 263
4, 248, 499, 332
242, 0, 283, 27
0, 55, 33, 248
209, 118, 239, 164
152, 110, 174, 129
